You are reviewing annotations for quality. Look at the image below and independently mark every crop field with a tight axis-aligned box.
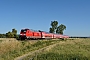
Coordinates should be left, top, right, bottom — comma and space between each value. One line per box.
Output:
0, 38, 62, 60
23, 38, 90, 60
0, 38, 90, 60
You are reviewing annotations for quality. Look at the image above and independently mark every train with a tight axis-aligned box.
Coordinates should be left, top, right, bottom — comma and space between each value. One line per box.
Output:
19, 28, 69, 40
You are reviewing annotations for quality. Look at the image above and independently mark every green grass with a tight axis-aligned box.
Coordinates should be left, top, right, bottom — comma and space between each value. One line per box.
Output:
24, 38, 90, 60
0, 39, 61, 60
34, 53, 88, 60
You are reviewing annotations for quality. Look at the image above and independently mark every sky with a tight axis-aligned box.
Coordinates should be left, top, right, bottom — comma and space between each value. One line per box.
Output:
0, 0, 90, 37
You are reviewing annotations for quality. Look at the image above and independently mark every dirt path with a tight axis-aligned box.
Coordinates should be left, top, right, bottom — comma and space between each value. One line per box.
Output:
14, 41, 62, 60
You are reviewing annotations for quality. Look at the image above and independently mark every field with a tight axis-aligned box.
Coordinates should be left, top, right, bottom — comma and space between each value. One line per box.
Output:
0, 38, 61, 60
23, 38, 90, 60
0, 38, 90, 60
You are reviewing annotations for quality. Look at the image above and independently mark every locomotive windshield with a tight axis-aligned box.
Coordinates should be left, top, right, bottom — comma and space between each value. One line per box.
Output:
21, 30, 26, 32
21, 29, 29, 33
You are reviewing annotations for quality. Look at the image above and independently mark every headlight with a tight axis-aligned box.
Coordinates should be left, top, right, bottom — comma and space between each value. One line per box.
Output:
23, 34, 26, 35
20, 34, 22, 35
20, 34, 26, 35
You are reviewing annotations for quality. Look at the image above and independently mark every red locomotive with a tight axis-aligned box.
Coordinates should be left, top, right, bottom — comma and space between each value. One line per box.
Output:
20, 28, 69, 40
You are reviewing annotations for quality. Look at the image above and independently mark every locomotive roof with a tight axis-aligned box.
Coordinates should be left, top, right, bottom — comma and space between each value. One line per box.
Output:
30, 29, 39, 32
21, 28, 29, 30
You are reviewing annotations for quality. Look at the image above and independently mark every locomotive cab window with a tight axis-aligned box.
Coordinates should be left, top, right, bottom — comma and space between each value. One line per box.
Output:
21, 29, 29, 33
21, 30, 26, 32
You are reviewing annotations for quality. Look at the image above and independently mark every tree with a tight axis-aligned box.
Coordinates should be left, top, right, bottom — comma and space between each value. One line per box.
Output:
5, 28, 18, 38
49, 28, 55, 33
0, 34, 6, 38
49, 20, 58, 33
12, 28, 17, 34
12, 28, 17, 38
6, 31, 14, 38
56, 24, 66, 34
